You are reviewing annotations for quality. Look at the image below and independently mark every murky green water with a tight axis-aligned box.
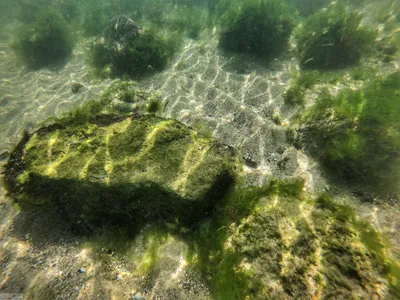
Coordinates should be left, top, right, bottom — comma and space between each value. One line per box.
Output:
0, 0, 399, 299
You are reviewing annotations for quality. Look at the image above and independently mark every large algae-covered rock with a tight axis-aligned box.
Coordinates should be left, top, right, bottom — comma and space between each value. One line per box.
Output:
4, 114, 236, 229
201, 182, 399, 299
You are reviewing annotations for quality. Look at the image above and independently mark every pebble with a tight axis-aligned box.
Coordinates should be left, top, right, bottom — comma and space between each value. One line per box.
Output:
71, 82, 85, 94
244, 153, 258, 168
134, 292, 143, 300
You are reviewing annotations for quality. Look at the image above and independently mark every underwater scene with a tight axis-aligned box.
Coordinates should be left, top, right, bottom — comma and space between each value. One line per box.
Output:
0, 0, 399, 299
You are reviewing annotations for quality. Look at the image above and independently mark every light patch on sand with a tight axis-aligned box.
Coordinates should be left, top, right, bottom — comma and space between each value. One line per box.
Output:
171, 257, 187, 279
15, 241, 29, 258
295, 152, 316, 193
77, 278, 95, 300
76, 247, 93, 261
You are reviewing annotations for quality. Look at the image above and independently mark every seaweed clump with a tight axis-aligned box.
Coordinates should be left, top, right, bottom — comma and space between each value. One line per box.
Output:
90, 15, 180, 78
299, 72, 400, 195
11, 8, 75, 69
297, 3, 376, 70
218, 0, 295, 58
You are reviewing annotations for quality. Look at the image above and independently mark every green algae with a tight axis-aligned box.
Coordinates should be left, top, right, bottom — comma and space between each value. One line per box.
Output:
4, 114, 236, 230
286, 0, 331, 16
299, 72, 400, 194
3, 74, 399, 298
4, 82, 237, 231
50, 80, 162, 127
90, 24, 181, 79
11, 8, 75, 69
166, 4, 212, 39
180, 179, 398, 299
296, 3, 376, 70
146, 97, 162, 114
284, 70, 341, 106
218, 0, 295, 59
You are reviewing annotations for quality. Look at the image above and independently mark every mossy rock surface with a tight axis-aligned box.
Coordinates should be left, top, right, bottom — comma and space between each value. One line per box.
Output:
221, 188, 397, 299
4, 114, 236, 230
185, 180, 399, 299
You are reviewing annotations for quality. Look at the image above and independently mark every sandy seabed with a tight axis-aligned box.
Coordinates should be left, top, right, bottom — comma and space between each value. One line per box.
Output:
0, 20, 399, 299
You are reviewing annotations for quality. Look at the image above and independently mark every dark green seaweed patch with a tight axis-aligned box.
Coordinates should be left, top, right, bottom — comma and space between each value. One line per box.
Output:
219, 0, 295, 59
297, 3, 376, 70
300, 72, 400, 194
90, 16, 181, 78
11, 8, 75, 69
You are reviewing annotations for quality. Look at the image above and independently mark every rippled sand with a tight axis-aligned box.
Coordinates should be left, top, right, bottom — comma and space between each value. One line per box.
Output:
0, 18, 399, 299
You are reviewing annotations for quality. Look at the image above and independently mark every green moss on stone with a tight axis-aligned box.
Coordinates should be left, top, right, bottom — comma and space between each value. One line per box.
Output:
215, 184, 396, 298
4, 106, 237, 231
146, 97, 162, 114
181, 179, 398, 298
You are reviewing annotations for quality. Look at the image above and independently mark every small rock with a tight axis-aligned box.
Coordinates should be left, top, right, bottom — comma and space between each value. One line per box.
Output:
71, 82, 84, 94
116, 274, 122, 281
134, 292, 143, 300
0, 151, 9, 161
243, 153, 257, 168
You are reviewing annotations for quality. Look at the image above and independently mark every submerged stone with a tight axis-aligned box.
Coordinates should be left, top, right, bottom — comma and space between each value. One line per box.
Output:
210, 184, 399, 299
4, 114, 236, 230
